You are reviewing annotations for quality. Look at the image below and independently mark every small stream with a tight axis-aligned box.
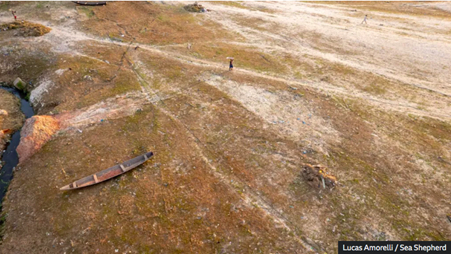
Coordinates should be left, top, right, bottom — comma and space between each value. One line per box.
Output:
0, 87, 34, 204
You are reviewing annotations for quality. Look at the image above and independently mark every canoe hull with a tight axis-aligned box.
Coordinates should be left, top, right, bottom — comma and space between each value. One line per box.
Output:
60, 151, 153, 190
73, 1, 107, 6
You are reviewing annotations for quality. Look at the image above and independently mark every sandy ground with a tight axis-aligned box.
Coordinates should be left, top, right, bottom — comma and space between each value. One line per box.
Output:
2, 1, 450, 118
204, 1, 451, 117
1, 1, 451, 253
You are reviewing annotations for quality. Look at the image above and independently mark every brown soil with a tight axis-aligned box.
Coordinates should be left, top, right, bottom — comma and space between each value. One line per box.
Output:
74, 1, 234, 45
0, 90, 23, 132
0, 1, 450, 253
0, 89, 24, 158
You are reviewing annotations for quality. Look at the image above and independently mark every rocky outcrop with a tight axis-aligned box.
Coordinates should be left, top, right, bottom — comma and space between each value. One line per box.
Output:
184, 2, 209, 12
16, 115, 60, 163
13, 77, 25, 91
0, 130, 8, 154
16, 92, 147, 163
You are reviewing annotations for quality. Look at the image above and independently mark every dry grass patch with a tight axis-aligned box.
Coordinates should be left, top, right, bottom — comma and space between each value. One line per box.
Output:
0, 21, 51, 37
76, 2, 234, 45
284, 53, 445, 109
212, 1, 278, 14
213, 1, 249, 10
2, 104, 307, 253
156, 74, 344, 250
0, 2, 74, 22
74, 41, 133, 67
284, 53, 356, 82
163, 76, 448, 250
295, 30, 358, 56
312, 95, 451, 243
36, 54, 141, 114
316, 1, 451, 20
223, 71, 289, 91
234, 15, 281, 33
361, 79, 388, 95
0, 42, 55, 87
169, 42, 289, 75
131, 48, 209, 95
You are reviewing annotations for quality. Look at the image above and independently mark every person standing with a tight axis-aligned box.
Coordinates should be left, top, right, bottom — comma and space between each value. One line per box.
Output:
229, 59, 234, 71
9, 9, 17, 20
361, 14, 368, 25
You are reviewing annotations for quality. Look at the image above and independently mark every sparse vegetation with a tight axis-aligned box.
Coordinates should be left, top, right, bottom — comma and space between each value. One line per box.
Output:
318, 1, 451, 20
0, 1, 450, 253
77, 6, 96, 18
75, 2, 235, 45
214, 1, 249, 10
0, 21, 51, 37
234, 16, 281, 32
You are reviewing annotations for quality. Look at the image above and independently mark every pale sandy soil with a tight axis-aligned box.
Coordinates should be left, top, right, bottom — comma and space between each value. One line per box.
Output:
1, 2, 450, 253
204, 1, 451, 116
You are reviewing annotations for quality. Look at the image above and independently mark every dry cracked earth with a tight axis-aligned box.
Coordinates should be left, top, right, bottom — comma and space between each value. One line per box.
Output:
0, 1, 450, 253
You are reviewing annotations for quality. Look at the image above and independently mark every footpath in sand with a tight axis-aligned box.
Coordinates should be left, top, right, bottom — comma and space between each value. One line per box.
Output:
0, 1, 450, 253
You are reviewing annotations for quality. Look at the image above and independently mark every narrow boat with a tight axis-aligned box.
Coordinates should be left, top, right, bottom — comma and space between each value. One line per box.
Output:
60, 151, 153, 190
73, 1, 107, 6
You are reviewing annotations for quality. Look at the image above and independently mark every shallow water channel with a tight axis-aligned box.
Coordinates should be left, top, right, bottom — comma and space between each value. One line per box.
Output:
0, 87, 34, 204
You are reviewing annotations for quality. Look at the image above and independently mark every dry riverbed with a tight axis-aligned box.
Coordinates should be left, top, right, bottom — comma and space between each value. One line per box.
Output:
0, 1, 450, 253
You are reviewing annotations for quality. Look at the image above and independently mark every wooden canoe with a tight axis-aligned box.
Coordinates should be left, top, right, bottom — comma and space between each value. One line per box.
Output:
60, 151, 153, 190
73, 1, 107, 6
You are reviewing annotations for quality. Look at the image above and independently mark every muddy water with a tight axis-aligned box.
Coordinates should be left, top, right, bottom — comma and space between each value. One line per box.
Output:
0, 87, 34, 203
